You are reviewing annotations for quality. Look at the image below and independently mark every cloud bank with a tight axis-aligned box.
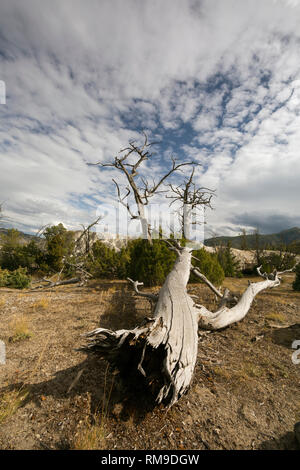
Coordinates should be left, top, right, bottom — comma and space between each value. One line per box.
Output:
0, 0, 300, 236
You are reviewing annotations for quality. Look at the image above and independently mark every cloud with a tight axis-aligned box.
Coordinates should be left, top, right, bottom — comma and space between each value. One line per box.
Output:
229, 212, 300, 234
0, 0, 300, 235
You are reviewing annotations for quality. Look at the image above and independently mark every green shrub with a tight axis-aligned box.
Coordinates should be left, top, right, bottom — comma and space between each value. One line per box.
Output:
287, 240, 300, 255
88, 241, 129, 279
0, 268, 9, 287
43, 224, 75, 272
0, 267, 31, 289
116, 246, 131, 279
0, 229, 24, 271
257, 251, 296, 275
190, 248, 225, 286
216, 243, 242, 278
127, 239, 177, 287
127, 240, 225, 287
0, 229, 45, 274
292, 263, 300, 292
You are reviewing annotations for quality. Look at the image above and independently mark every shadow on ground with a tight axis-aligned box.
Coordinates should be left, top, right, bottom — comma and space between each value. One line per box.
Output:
0, 286, 157, 430
98, 286, 151, 331
271, 323, 300, 348
258, 431, 299, 450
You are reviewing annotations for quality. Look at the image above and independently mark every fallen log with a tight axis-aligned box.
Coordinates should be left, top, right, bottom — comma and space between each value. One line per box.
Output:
31, 277, 83, 289
81, 245, 296, 407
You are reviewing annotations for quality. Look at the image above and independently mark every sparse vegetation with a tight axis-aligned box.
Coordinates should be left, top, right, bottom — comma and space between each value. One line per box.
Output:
265, 312, 287, 323
72, 415, 107, 450
0, 295, 6, 308
30, 296, 49, 311
9, 315, 32, 343
0, 276, 299, 450
71, 365, 113, 450
0, 388, 29, 425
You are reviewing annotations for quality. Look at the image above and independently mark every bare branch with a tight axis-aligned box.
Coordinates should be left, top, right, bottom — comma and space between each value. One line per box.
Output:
127, 277, 158, 301
167, 168, 215, 240
88, 133, 200, 244
112, 179, 139, 220
31, 277, 83, 290
191, 266, 223, 298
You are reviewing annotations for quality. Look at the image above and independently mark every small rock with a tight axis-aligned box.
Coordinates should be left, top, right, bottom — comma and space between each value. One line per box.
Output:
294, 422, 300, 445
251, 334, 264, 343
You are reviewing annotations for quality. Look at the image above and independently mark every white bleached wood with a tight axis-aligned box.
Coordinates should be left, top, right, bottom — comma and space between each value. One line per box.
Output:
146, 247, 198, 405
82, 249, 291, 407
195, 276, 280, 330
83, 247, 198, 406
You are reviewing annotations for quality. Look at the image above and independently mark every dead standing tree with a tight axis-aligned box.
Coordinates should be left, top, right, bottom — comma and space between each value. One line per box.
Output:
90, 132, 196, 244
82, 134, 297, 408
167, 167, 214, 241
32, 216, 102, 290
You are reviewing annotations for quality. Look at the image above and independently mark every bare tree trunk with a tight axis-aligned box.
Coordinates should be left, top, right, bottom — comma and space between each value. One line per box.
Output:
137, 200, 152, 244
82, 247, 198, 406
81, 246, 294, 407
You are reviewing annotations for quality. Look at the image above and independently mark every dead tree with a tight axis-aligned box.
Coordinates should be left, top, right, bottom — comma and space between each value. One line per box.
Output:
82, 242, 297, 407
81, 134, 297, 408
90, 132, 196, 244
31, 217, 102, 290
167, 167, 214, 241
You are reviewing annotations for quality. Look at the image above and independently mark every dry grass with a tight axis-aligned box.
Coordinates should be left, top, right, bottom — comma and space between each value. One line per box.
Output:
1, 277, 299, 450
242, 363, 264, 378
71, 365, 113, 450
223, 277, 251, 294
0, 388, 29, 425
9, 315, 32, 343
72, 414, 108, 450
272, 296, 293, 305
30, 296, 50, 311
106, 286, 117, 294
0, 295, 6, 309
213, 362, 264, 385
265, 312, 286, 323
0, 337, 49, 426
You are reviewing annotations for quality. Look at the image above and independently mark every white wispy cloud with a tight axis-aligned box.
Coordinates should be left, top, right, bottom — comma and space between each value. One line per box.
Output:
0, 0, 300, 236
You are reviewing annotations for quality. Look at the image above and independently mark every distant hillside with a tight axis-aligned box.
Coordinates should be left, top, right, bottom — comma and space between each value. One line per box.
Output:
204, 227, 300, 250
0, 227, 36, 245
2, 225, 300, 253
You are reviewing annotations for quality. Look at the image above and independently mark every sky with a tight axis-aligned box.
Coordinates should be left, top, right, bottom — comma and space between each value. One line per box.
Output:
0, 0, 300, 239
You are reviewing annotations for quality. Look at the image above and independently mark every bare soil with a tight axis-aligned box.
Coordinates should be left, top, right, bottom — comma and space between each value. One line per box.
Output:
0, 275, 299, 450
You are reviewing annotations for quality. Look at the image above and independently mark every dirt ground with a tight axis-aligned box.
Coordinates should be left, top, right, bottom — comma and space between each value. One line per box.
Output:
0, 274, 299, 450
